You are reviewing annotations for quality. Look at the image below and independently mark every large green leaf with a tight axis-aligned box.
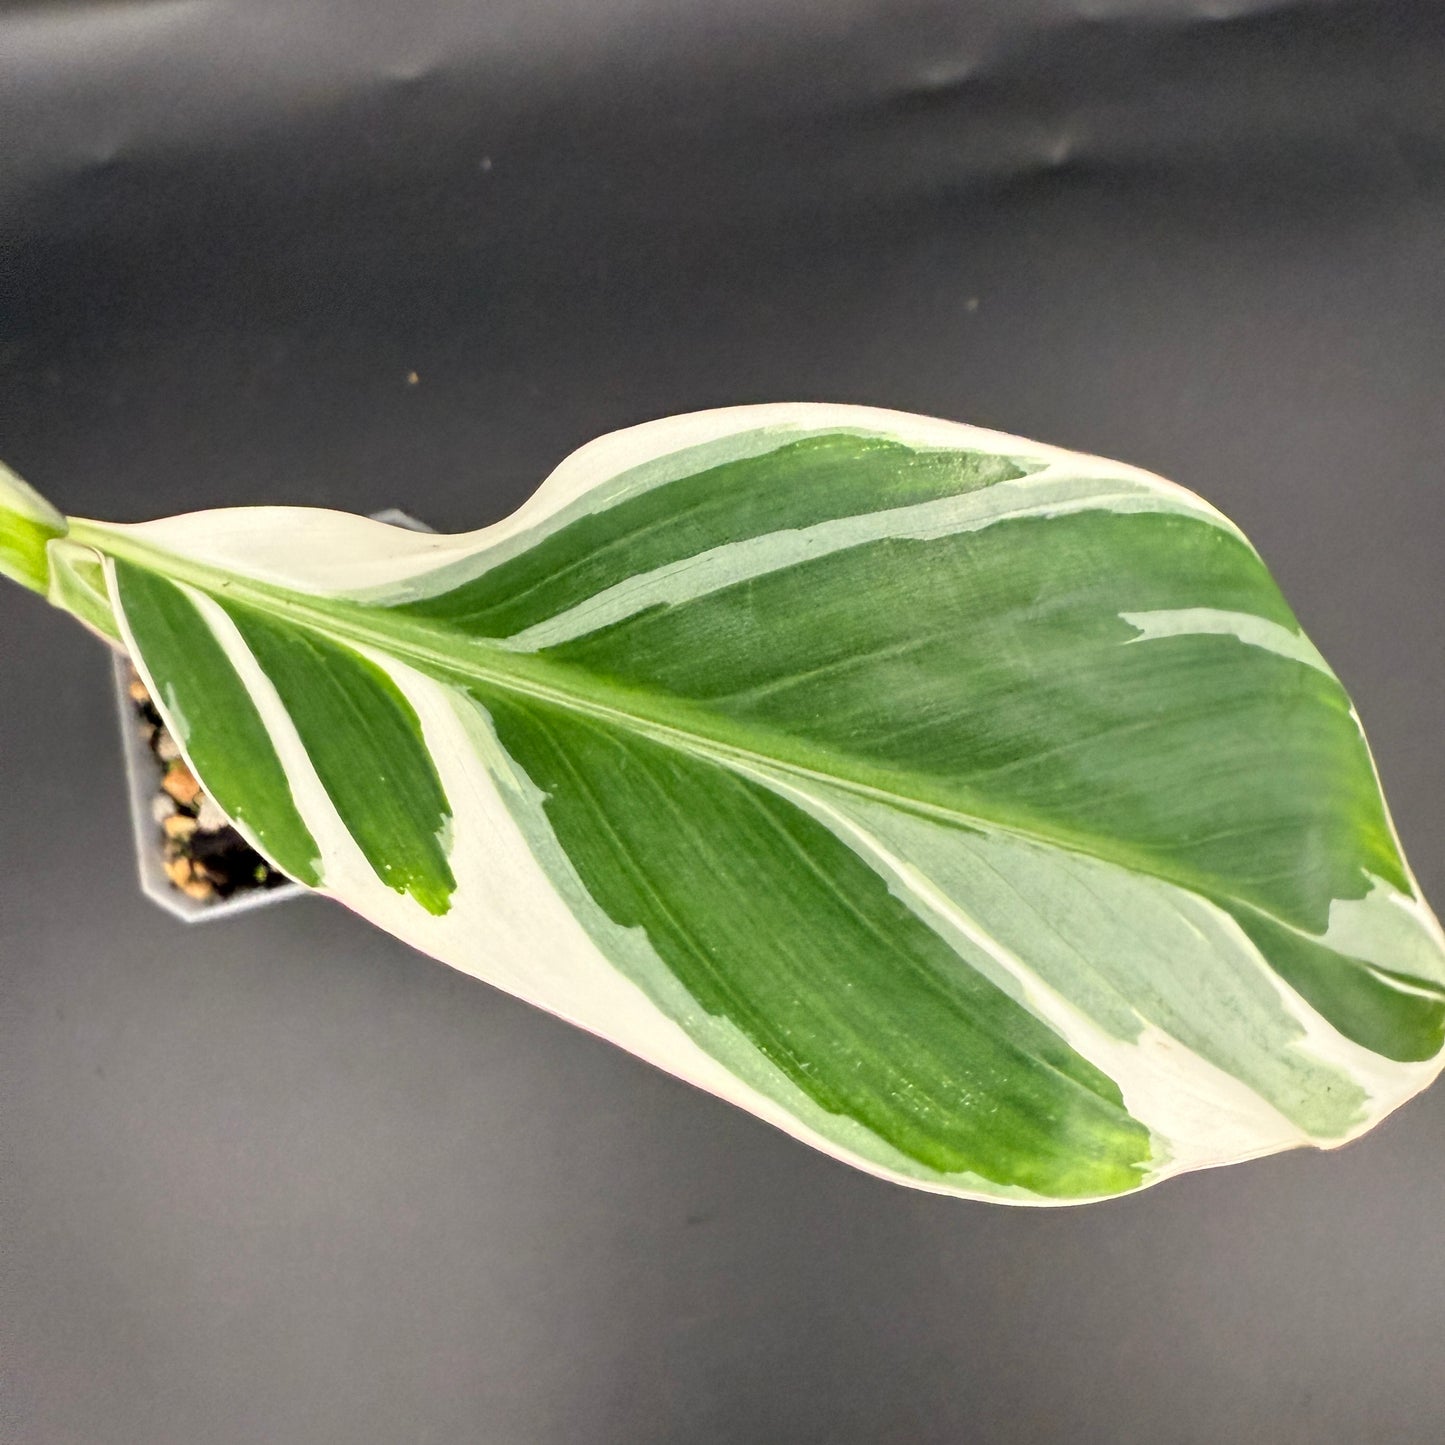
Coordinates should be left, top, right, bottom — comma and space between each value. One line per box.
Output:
8, 405, 1443, 1202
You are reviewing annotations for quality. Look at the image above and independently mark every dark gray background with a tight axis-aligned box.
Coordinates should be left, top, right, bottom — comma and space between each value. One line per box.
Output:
3, 1, 1444, 1441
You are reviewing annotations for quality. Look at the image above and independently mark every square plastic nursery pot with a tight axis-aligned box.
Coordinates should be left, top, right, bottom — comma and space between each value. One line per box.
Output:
114, 507, 432, 923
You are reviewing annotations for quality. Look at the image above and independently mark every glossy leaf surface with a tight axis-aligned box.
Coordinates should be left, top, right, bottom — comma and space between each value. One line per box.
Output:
17, 405, 1443, 1202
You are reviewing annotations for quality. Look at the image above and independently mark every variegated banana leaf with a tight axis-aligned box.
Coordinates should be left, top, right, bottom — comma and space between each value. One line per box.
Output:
3, 405, 1442, 1204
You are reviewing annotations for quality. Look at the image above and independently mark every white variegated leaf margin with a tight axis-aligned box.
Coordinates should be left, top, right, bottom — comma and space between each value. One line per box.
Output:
68, 404, 1445, 1203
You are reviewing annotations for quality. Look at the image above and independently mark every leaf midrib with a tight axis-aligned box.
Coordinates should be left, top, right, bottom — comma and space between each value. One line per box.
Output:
73, 518, 1346, 943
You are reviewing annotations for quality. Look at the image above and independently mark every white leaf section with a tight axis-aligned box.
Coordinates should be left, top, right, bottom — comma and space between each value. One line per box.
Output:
1321, 878, 1445, 988
1346, 693, 1445, 994
500, 472, 1233, 653
338, 648, 1063, 1203
92, 506, 471, 597
284, 641, 1440, 1195
1119, 607, 1334, 676
74, 405, 1248, 602
726, 761, 1442, 1156
731, 765, 1311, 1171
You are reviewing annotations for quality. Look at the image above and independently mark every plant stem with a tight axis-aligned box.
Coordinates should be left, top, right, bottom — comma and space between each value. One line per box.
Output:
0, 462, 68, 596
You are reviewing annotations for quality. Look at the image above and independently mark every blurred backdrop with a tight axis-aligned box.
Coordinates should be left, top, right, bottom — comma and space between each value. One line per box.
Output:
3, 2, 1443, 1441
